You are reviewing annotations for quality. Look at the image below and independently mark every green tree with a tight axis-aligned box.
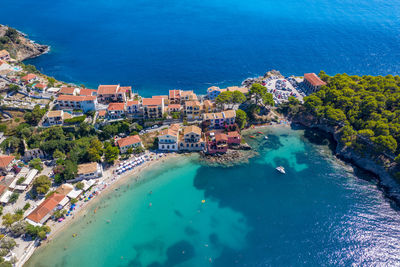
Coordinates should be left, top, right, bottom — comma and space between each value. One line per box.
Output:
29, 158, 43, 171
235, 109, 248, 129
32, 175, 51, 195
104, 144, 119, 164
248, 83, 267, 106
87, 138, 103, 162
76, 182, 84, 190
232, 91, 246, 105
8, 193, 19, 204
372, 135, 397, 153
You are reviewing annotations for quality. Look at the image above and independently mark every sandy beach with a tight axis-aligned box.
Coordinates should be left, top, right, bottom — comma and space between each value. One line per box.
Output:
18, 152, 183, 267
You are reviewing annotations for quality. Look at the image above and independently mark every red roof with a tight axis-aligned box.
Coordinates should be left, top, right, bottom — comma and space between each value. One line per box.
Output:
79, 88, 96, 96
304, 73, 326, 87
168, 104, 181, 109
59, 87, 76, 94
26, 193, 65, 223
227, 131, 240, 138
0, 185, 7, 196
127, 100, 139, 106
98, 85, 119, 95
98, 110, 106, 116
0, 155, 14, 169
108, 102, 125, 111
142, 98, 163, 106
215, 133, 228, 142
169, 89, 181, 99
35, 83, 47, 89
21, 73, 37, 81
117, 135, 142, 148
118, 86, 131, 93
57, 95, 96, 102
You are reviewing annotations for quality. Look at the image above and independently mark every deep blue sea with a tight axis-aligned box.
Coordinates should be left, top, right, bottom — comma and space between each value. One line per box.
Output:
25, 127, 400, 267
2, 0, 400, 95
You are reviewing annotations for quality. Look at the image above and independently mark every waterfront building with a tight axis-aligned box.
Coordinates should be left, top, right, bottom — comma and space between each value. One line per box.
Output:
184, 100, 202, 120
26, 193, 66, 226
97, 84, 127, 103
45, 110, 72, 126
207, 86, 223, 100
206, 132, 228, 154
21, 73, 38, 83
56, 95, 97, 112
75, 162, 103, 181
59, 86, 79, 95
0, 50, 10, 61
107, 102, 125, 119
117, 135, 143, 153
158, 124, 180, 151
142, 98, 164, 119
167, 104, 182, 114
180, 90, 197, 103
303, 73, 326, 92
152, 95, 169, 105
79, 88, 97, 96
202, 110, 236, 129
34, 83, 47, 91
179, 125, 205, 151
169, 89, 181, 104
227, 131, 241, 145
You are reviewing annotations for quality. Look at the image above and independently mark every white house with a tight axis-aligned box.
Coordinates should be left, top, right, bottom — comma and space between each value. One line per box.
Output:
158, 124, 180, 151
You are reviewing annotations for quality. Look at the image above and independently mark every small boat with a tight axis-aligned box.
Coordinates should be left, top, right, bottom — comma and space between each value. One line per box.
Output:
249, 136, 256, 139
276, 166, 286, 174
264, 135, 268, 140
257, 131, 263, 134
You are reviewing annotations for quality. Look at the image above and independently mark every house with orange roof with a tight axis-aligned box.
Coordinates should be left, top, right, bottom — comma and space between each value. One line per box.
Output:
167, 104, 182, 114
158, 124, 180, 151
0, 50, 10, 61
206, 132, 228, 154
21, 73, 38, 83
203, 100, 216, 113
227, 131, 241, 145
202, 110, 236, 129
59, 86, 79, 95
0, 155, 15, 172
180, 90, 197, 103
178, 125, 205, 151
45, 110, 72, 126
107, 102, 125, 119
303, 73, 326, 92
185, 100, 202, 120
126, 100, 141, 116
26, 193, 66, 226
97, 110, 107, 119
97, 84, 127, 103
117, 135, 143, 153
56, 95, 97, 112
34, 83, 47, 91
75, 162, 103, 181
79, 88, 97, 96
152, 95, 169, 105
142, 98, 164, 119
169, 89, 181, 104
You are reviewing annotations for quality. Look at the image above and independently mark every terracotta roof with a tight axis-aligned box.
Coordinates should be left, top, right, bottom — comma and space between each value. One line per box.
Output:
59, 87, 76, 95
168, 104, 181, 109
117, 135, 142, 148
79, 88, 96, 96
214, 112, 224, 119
98, 85, 119, 95
77, 162, 98, 175
169, 89, 181, 98
35, 83, 47, 89
203, 113, 214, 120
47, 110, 63, 118
183, 125, 201, 136
57, 95, 96, 102
0, 50, 10, 58
0, 185, 6, 196
227, 131, 240, 138
118, 86, 131, 93
160, 124, 180, 137
142, 98, 163, 106
127, 100, 139, 106
98, 110, 106, 116
152, 95, 168, 99
304, 73, 326, 87
27, 193, 65, 223
203, 100, 213, 107
185, 100, 200, 107
21, 73, 37, 81
0, 155, 14, 169
215, 133, 228, 141
223, 110, 236, 118
107, 102, 125, 111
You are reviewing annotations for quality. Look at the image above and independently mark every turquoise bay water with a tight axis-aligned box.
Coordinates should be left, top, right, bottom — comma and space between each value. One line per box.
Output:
26, 126, 400, 266
2, 0, 400, 94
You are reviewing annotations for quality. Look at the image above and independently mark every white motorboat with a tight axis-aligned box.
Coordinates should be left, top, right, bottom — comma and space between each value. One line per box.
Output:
264, 135, 268, 140
276, 166, 286, 174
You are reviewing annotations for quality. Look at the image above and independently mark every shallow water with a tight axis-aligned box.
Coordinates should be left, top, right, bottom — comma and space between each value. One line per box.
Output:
26, 126, 400, 266
2, 0, 400, 94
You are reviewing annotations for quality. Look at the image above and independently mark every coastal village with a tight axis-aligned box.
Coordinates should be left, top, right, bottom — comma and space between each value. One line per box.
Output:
0, 26, 330, 266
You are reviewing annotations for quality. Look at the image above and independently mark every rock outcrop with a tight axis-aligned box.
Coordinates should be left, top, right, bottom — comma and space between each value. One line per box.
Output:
0, 24, 49, 61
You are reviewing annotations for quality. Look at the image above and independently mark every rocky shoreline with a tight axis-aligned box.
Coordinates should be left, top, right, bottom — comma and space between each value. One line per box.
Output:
291, 113, 400, 207
199, 145, 257, 167
0, 24, 49, 61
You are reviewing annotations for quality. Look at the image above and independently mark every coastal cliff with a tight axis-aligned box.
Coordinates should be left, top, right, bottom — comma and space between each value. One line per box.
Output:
292, 113, 400, 205
0, 25, 49, 61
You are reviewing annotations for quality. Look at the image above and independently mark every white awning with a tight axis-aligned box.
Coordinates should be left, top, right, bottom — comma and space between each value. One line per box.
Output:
67, 189, 82, 199
0, 190, 13, 203
22, 169, 38, 186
